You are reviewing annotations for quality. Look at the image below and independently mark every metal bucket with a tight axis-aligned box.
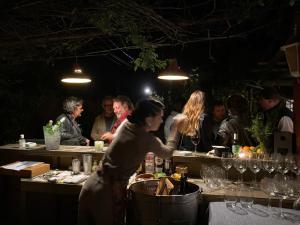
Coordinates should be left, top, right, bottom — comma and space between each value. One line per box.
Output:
128, 179, 200, 225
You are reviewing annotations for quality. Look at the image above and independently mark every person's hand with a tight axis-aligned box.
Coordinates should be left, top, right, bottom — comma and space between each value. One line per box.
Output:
85, 139, 90, 146
101, 132, 113, 142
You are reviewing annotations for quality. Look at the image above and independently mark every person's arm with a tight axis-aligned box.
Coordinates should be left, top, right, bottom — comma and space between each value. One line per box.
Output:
278, 116, 294, 133
215, 121, 231, 146
150, 115, 184, 158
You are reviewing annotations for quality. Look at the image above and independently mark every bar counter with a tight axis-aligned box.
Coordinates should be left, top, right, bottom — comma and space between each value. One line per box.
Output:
0, 144, 105, 170
18, 171, 294, 225
0, 144, 263, 180
0, 143, 293, 225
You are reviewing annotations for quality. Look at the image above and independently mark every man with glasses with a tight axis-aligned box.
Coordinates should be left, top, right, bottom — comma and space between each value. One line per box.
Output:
91, 96, 116, 141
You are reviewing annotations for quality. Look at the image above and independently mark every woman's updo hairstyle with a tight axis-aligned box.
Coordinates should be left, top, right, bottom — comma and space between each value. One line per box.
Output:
128, 98, 164, 126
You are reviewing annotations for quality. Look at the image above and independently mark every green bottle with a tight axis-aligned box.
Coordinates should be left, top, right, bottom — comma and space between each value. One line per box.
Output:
231, 133, 240, 156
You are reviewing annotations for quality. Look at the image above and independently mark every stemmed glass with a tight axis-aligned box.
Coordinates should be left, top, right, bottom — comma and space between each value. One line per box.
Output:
190, 130, 200, 154
221, 152, 233, 184
275, 153, 289, 175
248, 154, 262, 187
261, 177, 276, 210
263, 153, 275, 177
285, 154, 298, 175
234, 157, 247, 186
293, 197, 300, 210
273, 174, 289, 219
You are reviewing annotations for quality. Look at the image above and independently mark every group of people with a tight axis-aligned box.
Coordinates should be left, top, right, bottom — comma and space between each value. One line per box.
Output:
56, 95, 133, 146
164, 87, 293, 153
54, 86, 293, 225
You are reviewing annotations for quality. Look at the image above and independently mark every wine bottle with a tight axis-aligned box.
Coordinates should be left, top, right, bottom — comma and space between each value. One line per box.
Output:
155, 156, 163, 173
179, 166, 188, 194
164, 158, 172, 176
231, 133, 240, 156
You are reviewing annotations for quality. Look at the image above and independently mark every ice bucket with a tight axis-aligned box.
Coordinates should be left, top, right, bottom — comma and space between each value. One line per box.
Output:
43, 126, 60, 150
128, 179, 200, 225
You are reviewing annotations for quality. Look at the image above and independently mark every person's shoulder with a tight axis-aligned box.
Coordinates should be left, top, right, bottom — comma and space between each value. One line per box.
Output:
56, 113, 66, 121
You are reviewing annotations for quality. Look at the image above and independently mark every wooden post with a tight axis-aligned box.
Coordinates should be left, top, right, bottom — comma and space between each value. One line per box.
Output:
294, 78, 300, 166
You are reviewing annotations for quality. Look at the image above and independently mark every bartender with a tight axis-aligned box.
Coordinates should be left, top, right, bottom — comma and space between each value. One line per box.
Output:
56, 96, 90, 146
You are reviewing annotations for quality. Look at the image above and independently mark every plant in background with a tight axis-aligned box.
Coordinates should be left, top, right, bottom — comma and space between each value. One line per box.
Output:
248, 115, 272, 153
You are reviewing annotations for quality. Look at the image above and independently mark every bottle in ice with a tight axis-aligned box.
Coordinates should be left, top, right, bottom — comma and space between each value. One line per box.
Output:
164, 158, 172, 176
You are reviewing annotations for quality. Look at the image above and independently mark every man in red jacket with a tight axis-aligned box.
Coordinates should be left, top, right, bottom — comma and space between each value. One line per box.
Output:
101, 95, 133, 142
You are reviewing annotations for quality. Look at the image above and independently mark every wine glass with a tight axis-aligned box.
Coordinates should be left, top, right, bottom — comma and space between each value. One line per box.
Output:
263, 153, 275, 177
248, 155, 262, 187
190, 130, 200, 154
221, 152, 233, 184
234, 157, 247, 185
261, 177, 276, 210
273, 174, 289, 219
285, 154, 297, 174
293, 197, 300, 210
275, 153, 289, 175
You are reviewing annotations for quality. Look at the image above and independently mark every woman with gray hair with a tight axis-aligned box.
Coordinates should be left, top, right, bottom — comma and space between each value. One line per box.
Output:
56, 96, 90, 146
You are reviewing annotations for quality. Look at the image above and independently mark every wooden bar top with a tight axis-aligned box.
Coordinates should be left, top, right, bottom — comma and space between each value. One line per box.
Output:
20, 171, 294, 208
0, 144, 106, 156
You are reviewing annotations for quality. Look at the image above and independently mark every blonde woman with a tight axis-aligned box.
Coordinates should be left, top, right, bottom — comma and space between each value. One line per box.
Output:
177, 90, 211, 152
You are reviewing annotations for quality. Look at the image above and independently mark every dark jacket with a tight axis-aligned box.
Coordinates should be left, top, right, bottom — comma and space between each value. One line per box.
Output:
56, 114, 87, 145
261, 100, 293, 151
178, 113, 212, 152
216, 114, 254, 147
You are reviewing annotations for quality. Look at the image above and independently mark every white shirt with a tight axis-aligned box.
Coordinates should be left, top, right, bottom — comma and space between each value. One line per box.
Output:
278, 116, 294, 133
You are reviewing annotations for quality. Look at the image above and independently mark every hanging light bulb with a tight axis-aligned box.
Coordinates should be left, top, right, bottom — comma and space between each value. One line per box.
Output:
61, 64, 92, 84
61, 65, 91, 84
157, 59, 189, 80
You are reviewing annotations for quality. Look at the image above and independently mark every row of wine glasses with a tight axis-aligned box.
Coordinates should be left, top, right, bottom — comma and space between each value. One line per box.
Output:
221, 152, 300, 186
265, 175, 300, 219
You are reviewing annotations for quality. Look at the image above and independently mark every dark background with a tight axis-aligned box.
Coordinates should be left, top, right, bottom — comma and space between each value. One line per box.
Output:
0, 0, 297, 144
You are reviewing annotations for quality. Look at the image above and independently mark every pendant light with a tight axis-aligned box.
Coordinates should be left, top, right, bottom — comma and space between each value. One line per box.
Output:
61, 56, 92, 84
158, 58, 189, 80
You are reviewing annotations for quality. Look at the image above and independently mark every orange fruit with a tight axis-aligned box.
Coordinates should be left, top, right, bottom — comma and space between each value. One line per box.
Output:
243, 146, 250, 151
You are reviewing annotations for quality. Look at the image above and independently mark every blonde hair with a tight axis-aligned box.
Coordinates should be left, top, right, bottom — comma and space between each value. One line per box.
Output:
178, 90, 205, 136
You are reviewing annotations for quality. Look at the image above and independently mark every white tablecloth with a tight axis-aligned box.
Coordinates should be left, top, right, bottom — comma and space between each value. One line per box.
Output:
209, 202, 300, 225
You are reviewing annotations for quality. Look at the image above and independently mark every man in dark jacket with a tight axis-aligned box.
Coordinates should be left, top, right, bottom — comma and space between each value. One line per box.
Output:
259, 87, 293, 133
259, 87, 293, 150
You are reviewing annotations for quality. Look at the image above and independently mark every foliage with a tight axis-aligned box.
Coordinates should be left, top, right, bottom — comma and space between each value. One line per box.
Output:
88, 1, 167, 72
248, 114, 272, 150
133, 47, 167, 72
43, 119, 64, 135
